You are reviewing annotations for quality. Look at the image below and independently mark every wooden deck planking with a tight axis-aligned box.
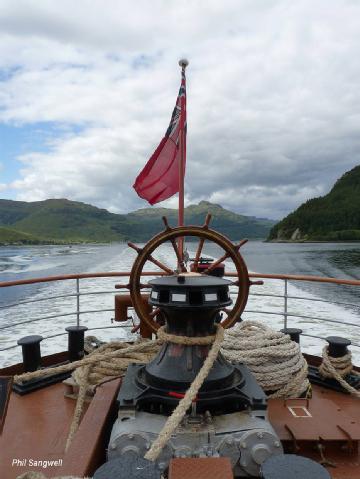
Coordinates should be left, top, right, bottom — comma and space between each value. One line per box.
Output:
0, 379, 120, 479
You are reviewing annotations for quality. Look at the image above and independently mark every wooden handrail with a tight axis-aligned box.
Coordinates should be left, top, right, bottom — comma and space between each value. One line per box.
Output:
247, 272, 360, 286
0, 271, 166, 288
0, 271, 359, 288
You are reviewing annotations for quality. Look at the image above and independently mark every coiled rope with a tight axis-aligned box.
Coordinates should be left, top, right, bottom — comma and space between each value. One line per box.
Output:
221, 321, 310, 398
319, 345, 360, 397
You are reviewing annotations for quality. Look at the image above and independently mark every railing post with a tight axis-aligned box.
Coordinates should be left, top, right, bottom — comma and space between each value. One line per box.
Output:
76, 278, 80, 327
284, 278, 288, 329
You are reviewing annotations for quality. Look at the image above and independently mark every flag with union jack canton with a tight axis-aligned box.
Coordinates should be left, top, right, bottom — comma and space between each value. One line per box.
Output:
133, 66, 187, 205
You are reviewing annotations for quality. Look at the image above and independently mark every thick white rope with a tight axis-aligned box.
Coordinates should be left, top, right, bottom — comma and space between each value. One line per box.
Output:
221, 321, 310, 398
144, 324, 224, 462
65, 364, 91, 451
319, 346, 360, 398
14, 339, 162, 385
157, 326, 216, 346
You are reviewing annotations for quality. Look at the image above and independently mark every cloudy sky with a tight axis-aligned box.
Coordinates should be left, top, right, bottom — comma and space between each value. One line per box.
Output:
0, 0, 359, 220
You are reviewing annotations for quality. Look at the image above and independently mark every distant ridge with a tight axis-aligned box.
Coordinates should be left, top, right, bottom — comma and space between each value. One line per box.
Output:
268, 165, 360, 242
0, 226, 47, 245
0, 198, 275, 244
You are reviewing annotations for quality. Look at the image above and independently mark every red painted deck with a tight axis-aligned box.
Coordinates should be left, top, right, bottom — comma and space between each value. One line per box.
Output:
0, 379, 120, 479
0, 356, 359, 479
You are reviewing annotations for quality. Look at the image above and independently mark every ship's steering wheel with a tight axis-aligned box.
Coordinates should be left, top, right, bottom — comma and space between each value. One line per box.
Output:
119, 214, 257, 333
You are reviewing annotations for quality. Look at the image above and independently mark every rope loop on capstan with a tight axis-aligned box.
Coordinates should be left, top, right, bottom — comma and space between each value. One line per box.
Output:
157, 324, 217, 345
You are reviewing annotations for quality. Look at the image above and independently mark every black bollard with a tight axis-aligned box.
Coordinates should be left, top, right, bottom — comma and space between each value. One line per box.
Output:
17, 335, 43, 372
307, 335, 358, 394
280, 328, 303, 344
326, 336, 351, 358
65, 325, 88, 361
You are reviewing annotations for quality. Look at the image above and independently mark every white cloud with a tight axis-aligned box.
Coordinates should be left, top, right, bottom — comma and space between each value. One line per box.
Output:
1, 0, 360, 219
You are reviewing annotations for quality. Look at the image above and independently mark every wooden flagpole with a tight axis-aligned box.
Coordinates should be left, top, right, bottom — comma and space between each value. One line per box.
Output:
178, 59, 188, 264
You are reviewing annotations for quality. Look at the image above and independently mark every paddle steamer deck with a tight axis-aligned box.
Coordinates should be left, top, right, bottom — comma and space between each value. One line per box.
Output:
1, 354, 359, 479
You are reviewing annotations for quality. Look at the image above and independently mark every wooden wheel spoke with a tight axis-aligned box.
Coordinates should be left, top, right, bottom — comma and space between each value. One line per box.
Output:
129, 240, 173, 274
170, 238, 187, 272
162, 216, 171, 230
235, 239, 248, 249
203, 239, 248, 275
203, 251, 230, 274
147, 254, 173, 274
128, 241, 141, 253
114, 283, 130, 289
193, 214, 212, 269
203, 213, 212, 229
193, 238, 205, 269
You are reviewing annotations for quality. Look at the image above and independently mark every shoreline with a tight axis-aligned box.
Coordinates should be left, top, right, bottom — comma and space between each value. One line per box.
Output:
3, 238, 360, 246
0, 240, 128, 247
267, 239, 360, 244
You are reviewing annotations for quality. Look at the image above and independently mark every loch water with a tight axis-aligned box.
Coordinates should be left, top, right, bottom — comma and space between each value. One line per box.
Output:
1, 241, 360, 365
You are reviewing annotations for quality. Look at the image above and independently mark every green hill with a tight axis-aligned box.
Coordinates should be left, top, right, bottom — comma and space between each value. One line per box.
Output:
268, 165, 360, 241
0, 226, 47, 245
0, 199, 129, 243
128, 201, 274, 240
0, 199, 274, 244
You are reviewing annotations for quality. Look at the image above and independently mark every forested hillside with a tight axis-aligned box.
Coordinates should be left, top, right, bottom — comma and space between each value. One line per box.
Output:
0, 199, 274, 244
268, 165, 360, 241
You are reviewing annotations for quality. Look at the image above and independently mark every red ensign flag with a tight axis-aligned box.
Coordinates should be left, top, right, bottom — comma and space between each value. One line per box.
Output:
133, 65, 187, 205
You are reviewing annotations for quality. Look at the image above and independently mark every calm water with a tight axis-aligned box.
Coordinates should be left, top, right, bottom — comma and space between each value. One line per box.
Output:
1, 241, 360, 365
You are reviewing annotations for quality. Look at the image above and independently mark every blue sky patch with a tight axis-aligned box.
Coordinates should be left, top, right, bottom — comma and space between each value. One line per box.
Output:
0, 66, 22, 82
0, 122, 84, 184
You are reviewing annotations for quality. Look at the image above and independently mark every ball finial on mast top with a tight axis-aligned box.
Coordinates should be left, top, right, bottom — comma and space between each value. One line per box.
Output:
179, 58, 189, 68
